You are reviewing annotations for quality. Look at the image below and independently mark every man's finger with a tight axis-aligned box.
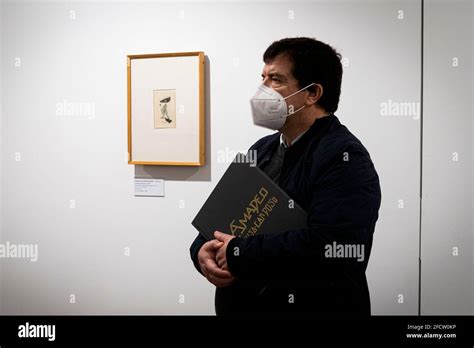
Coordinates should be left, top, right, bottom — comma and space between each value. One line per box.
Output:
214, 231, 229, 241
205, 259, 232, 278
214, 231, 224, 242
207, 264, 232, 278
203, 240, 222, 251
209, 274, 235, 288
205, 270, 235, 287
210, 239, 224, 249
215, 247, 228, 266
216, 251, 224, 268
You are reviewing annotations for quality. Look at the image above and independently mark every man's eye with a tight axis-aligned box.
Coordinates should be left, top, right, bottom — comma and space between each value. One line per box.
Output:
272, 77, 280, 81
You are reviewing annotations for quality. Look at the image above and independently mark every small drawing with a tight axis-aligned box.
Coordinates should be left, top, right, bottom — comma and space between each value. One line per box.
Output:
153, 89, 176, 129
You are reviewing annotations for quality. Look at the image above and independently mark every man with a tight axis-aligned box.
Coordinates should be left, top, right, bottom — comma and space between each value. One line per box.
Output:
189, 37, 381, 318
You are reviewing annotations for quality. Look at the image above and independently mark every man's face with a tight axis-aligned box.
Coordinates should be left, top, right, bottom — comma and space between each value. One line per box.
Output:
260, 54, 307, 112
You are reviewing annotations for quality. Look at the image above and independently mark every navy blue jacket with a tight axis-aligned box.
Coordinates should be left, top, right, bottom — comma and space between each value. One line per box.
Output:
189, 114, 381, 317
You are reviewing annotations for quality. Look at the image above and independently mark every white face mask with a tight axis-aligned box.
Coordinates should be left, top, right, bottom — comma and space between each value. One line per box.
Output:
250, 82, 316, 130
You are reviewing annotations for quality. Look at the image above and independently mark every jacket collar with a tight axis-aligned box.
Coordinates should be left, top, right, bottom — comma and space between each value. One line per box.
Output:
257, 113, 340, 168
284, 113, 338, 154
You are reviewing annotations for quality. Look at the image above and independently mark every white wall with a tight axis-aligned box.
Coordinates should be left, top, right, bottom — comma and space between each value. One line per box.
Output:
1, 0, 466, 316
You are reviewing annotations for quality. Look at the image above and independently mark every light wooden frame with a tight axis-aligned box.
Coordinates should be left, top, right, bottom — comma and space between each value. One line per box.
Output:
127, 51, 205, 166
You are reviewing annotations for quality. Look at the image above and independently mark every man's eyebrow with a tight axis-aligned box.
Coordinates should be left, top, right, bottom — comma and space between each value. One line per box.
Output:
261, 71, 287, 79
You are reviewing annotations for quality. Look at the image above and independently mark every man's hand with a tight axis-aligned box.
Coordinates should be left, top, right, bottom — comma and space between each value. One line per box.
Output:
214, 231, 236, 271
197, 238, 236, 288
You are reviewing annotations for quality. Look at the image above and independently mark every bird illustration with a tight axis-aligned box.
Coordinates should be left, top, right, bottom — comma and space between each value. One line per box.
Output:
159, 96, 173, 123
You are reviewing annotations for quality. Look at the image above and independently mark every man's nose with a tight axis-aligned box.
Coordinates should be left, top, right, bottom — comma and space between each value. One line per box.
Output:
262, 77, 272, 88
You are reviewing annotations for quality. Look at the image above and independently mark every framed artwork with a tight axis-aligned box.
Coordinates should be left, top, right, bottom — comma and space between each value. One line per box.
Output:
127, 51, 205, 166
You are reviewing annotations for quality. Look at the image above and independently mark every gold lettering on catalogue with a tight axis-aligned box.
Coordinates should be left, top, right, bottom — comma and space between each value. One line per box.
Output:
229, 186, 278, 238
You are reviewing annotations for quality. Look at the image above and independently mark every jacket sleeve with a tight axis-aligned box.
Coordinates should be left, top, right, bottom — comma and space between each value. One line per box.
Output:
189, 233, 208, 276
225, 145, 381, 280
189, 138, 267, 276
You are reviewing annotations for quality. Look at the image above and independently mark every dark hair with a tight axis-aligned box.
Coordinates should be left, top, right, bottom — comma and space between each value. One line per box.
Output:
263, 37, 343, 113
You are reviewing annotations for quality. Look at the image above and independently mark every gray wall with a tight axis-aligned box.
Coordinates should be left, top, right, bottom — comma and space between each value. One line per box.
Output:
0, 0, 471, 315
0, 0, 3, 314
421, 0, 473, 315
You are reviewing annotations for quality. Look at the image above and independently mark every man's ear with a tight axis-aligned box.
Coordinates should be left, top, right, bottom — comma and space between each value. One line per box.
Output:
306, 84, 323, 106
